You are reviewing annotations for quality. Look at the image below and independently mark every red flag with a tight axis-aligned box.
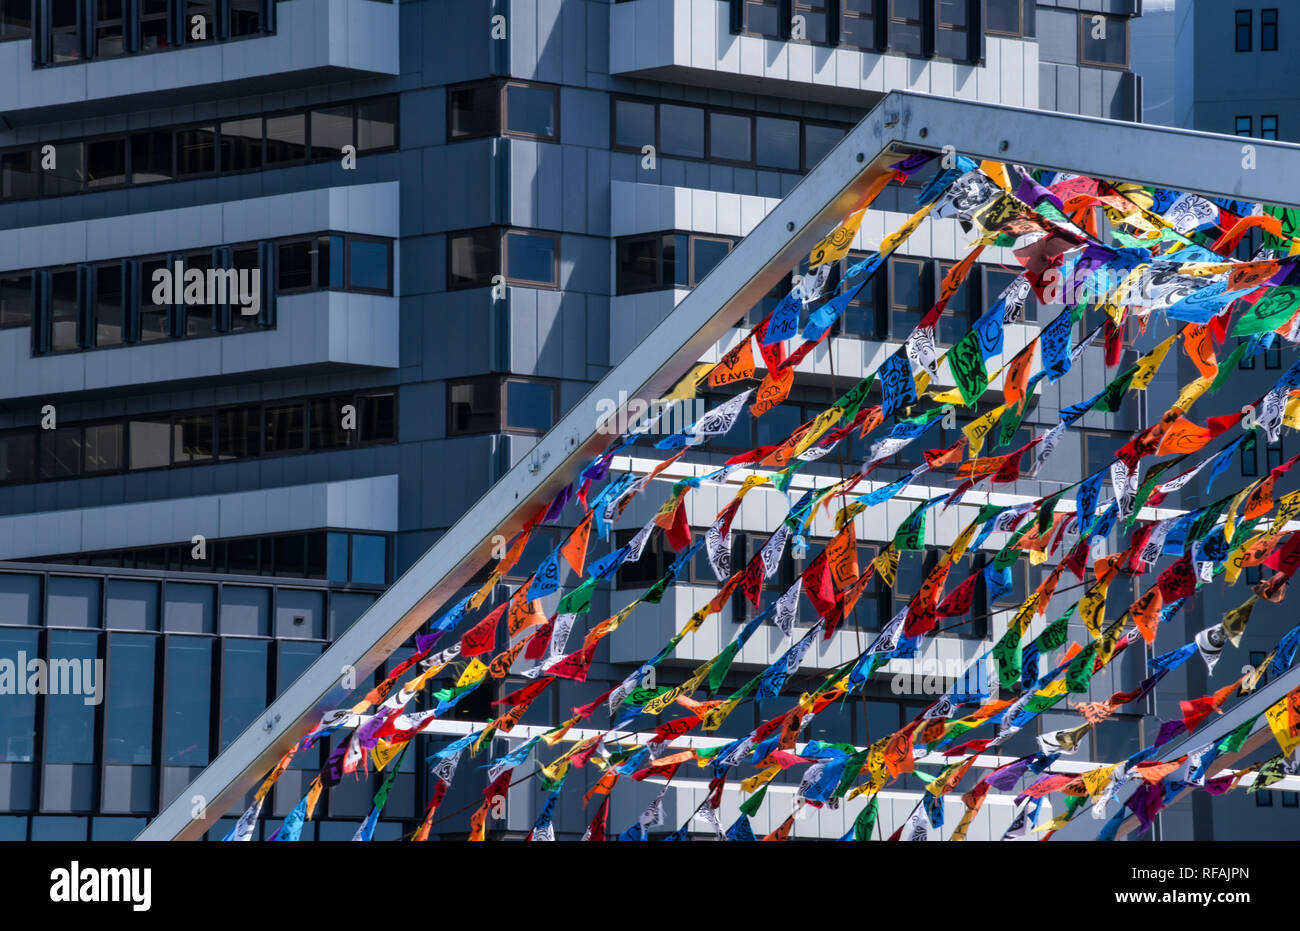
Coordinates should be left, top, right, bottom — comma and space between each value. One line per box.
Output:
664, 498, 693, 551
1265, 532, 1300, 576
582, 796, 610, 841
801, 550, 837, 616
460, 602, 506, 657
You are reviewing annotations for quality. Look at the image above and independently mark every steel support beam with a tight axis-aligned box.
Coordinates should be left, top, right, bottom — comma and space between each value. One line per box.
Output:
139, 91, 1300, 840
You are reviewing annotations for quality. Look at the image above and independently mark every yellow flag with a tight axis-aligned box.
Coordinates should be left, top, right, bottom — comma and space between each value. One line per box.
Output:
878, 202, 935, 256
810, 207, 867, 267
456, 658, 489, 689
793, 407, 844, 459
1223, 596, 1258, 647
872, 544, 899, 587
1264, 690, 1300, 756
1284, 393, 1300, 430
1079, 578, 1111, 639
929, 386, 967, 406
305, 776, 324, 820
1082, 765, 1116, 798
1129, 333, 1179, 390
1173, 376, 1212, 412
702, 691, 747, 731
1273, 489, 1300, 533
741, 765, 781, 794
657, 362, 716, 403
943, 517, 981, 567
371, 738, 403, 772
964, 404, 1007, 456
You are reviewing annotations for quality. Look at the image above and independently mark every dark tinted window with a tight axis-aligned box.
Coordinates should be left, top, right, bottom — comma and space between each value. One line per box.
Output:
1, 150, 39, 199
0, 273, 33, 329
448, 378, 499, 435
660, 104, 705, 159
40, 427, 82, 480
449, 229, 498, 289
95, 262, 124, 347
83, 423, 123, 473
614, 99, 655, 149
804, 124, 844, 168
86, 137, 126, 188
360, 394, 396, 442
310, 105, 353, 161
504, 83, 557, 139
265, 404, 305, 452
266, 113, 306, 164
172, 412, 214, 464
184, 251, 215, 336
309, 396, 352, 449
504, 380, 555, 432
756, 116, 800, 170
278, 240, 314, 291
505, 232, 557, 286
448, 84, 499, 139
49, 269, 79, 352
220, 118, 262, 172
176, 126, 216, 176
357, 98, 397, 151
130, 131, 172, 183
218, 406, 260, 459
709, 112, 752, 163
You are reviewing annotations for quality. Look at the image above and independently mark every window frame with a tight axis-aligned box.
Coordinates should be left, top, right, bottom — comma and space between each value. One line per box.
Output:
1261, 8, 1278, 51
446, 78, 561, 143
1077, 12, 1130, 70
446, 227, 560, 291
984, 0, 1023, 38
1261, 115, 1279, 140
1235, 9, 1252, 52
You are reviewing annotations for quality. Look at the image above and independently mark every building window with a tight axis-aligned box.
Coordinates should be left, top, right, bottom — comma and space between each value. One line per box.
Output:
710, 111, 754, 164
139, 0, 170, 50
0, 0, 33, 39
756, 115, 802, 170
448, 80, 558, 142
1, 97, 397, 202
183, 0, 216, 44
1081, 430, 1125, 476
615, 232, 738, 294
1262, 115, 1279, 140
0, 272, 33, 330
987, 266, 1035, 321
49, 268, 81, 352
1265, 340, 1282, 368
934, 0, 972, 62
936, 260, 976, 345
1241, 433, 1258, 477
1284, 791, 1299, 808
447, 376, 557, 436
986, 0, 1022, 37
611, 95, 852, 172
888, 0, 924, 56
94, 0, 126, 58
888, 257, 927, 339
48, 0, 82, 63
1266, 437, 1284, 471
792, 0, 829, 44
1236, 116, 1253, 137
229, 0, 262, 37
1236, 9, 1252, 52
1079, 13, 1128, 68
0, 389, 396, 486
1262, 8, 1278, 50
840, 0, 879, 49
1256, 789, 1274, 807
94, 261, 124, 347
741, 0, 782, 38
804, 122, 847, 169
448, 228, 559, 290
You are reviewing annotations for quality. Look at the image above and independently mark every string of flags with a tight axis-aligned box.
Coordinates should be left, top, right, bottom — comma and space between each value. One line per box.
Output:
227, 149, 1300, 842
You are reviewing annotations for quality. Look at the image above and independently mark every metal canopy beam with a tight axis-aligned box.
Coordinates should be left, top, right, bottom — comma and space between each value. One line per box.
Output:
139, 91, 1300, 840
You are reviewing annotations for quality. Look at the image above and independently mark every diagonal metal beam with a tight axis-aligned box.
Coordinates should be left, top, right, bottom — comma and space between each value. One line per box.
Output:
138, 91, 1300, 839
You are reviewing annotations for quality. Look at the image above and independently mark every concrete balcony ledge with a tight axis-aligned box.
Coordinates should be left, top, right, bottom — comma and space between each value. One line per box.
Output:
0, 290, 399, 403
0, 0, 399, 123
609, 0, 1036, 107
0, 474, 398, 560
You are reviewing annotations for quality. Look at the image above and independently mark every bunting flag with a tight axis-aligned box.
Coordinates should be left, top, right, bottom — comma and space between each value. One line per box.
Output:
244, 157, 1300, 845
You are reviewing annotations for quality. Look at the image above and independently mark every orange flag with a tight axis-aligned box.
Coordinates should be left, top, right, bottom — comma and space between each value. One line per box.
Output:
508, 591, 546, 638
1156, 416, 1213, 456
750, 366, 794, 417
1004, 342, 1036, 407
1130, 585, 1163, 645
762, 814, 796, 841
468, 801, 489, 841
561, 511, 593, 575
1181, 324, 1218, 380
709, 337, 756, 387
824, 525, 860, 590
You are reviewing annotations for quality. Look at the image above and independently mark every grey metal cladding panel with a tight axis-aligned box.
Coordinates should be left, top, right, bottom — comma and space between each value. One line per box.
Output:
398, 234, 442, 297
1078, 64, 1103, 117
1057, 62, 1080, 115
423, 0, 496, 85
561, 146, 590, 233
585, 151, 612, 239
536, 144, 566, 230
1036, 8, 1078, 64
438, 142, 497, 232
560, 234, 610, 295
533, 0, 567, 84
424, 291, 494, 379
1037, 62, 1057, 112
402, 88, 444, 149
560, 87, 610, 149
585, 0, 611, 80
